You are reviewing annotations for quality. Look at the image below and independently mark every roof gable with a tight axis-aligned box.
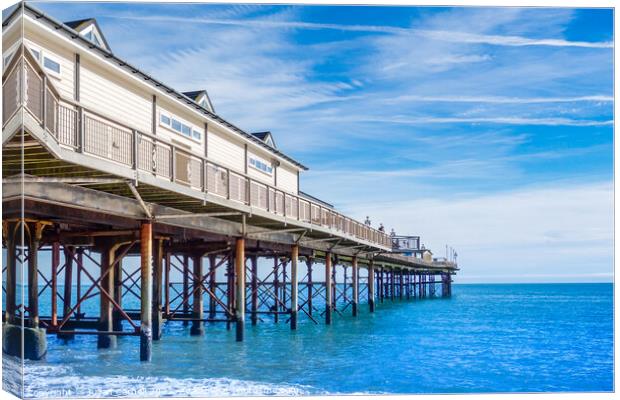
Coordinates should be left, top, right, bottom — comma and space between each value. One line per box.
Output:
251, 131, 277, 149
182, 90, 215, 113
64, 18, 111, 52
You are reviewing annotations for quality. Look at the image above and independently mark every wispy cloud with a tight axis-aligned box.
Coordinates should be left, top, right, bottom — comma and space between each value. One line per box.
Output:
319, 115, 613, 127
385, 95, 613, 105
110, 14, 613, 49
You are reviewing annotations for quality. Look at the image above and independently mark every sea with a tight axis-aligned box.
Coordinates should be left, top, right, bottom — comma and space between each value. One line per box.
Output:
2, 283, 614, 398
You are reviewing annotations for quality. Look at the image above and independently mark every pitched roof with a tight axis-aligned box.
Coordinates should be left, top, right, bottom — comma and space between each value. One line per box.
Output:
251, 131, 277, 149
6, 2, 308, 170
63, 18, 94, 30
182, 89, 215, 113
63, 17, 111, 52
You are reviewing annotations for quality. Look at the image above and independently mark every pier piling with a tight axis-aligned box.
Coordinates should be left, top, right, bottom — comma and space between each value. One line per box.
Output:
325, 253, 332, 325
352, 256, 358, 317
98, 242, 118, 349
191, 253, 204, 336
140, 222, 153, 362
182, 255, 189, 326
251, 255, 258, 326
235, 237, 245, 341
152, 239, 164, 340
368, 260, 375, 312
290, 245, 299, 330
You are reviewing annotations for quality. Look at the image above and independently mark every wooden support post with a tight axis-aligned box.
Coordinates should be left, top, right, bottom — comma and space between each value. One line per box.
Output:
76, 248, 83, 319
251, 256, 258, 326
98, 243, 118, 349
399, 269, 404, 300
226, 253, 234, 330
378, 267, 383, 304
164, 251, 171, 315
332, 258, 337, 311
140, 222, 153, 362
182, 255, 189, 326
390, 269, 395, 301
351, 256, 358, 317
290, 245, 299, 330
51, 241, 60, 327
325, 253, 332, 325
235, 238, 245, 341
273, 256, 279, 323
343, 266, 348, 304
190, 254, 204, 336
208, 254, 216, 319
62, 246, 73, 321
27, 228, 40, 329
112, 253, 123, 332
152, 239, 163, 340
4, 222, 17, 324
307, 257, 314, 316
407, 271, 411, 300
368, 260, 375, 312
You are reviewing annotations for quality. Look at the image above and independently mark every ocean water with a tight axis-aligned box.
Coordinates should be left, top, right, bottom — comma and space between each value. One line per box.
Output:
3, 283, 614, 398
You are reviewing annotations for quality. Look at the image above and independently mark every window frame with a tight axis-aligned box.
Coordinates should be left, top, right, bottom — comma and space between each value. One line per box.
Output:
2, 42, 19, 69
159, 110, 203, 143
248, 155, 274, 176
24, 41, 62, 79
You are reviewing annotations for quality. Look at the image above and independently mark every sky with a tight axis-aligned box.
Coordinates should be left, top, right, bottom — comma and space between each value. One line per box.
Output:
28, 1, 614, 283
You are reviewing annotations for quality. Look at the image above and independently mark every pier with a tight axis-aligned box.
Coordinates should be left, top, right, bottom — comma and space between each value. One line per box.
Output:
2, 2, 458, 362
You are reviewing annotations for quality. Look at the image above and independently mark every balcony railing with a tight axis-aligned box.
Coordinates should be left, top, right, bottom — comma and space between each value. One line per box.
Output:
3, 53, 392, 249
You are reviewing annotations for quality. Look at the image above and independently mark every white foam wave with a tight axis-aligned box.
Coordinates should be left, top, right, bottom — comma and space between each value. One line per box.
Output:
21, 361, 314, 398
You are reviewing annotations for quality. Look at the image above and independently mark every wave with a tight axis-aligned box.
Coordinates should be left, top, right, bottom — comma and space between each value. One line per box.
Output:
15, 360, 314, 398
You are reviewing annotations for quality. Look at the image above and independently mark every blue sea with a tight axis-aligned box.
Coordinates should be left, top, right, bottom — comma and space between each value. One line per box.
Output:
3, 283, 614, 397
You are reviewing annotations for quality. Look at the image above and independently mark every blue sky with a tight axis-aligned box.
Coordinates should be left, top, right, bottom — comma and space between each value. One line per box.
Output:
31, 2, 613, 283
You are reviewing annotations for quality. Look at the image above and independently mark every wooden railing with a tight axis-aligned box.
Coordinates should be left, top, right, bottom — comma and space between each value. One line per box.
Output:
4, 54, 392, 249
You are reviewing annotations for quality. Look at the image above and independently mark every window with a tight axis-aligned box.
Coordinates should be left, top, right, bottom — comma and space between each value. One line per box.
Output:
249, 156, 273, 175
43, 57, 60, 74
25, 43, 61, 77
2, 42, 19, 68
159, 111, 202, 142
3, 51, 14, 67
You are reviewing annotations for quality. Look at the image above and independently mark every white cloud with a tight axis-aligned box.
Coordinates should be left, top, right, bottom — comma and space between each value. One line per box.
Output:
317, 115, 613, 127
384, 95, 614, 105
112, 14, 612, 49
344, 181, 613, 283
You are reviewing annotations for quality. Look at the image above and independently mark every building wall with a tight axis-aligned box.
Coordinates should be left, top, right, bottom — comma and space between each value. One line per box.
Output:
207, 126, 245, 172
22, 14, 303, 195
80, 56, 152, 134
23, 24, 75, 101
277, 164, 299, 194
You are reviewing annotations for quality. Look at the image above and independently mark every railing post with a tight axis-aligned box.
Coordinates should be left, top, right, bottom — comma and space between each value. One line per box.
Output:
201, 160, 206, 192
41, 76, 47, 129
204, 161, 209, 193
77, 106, 84, 152
132, 130, 138, 184
170, 145, 175, 182
226, 169, 231, 200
